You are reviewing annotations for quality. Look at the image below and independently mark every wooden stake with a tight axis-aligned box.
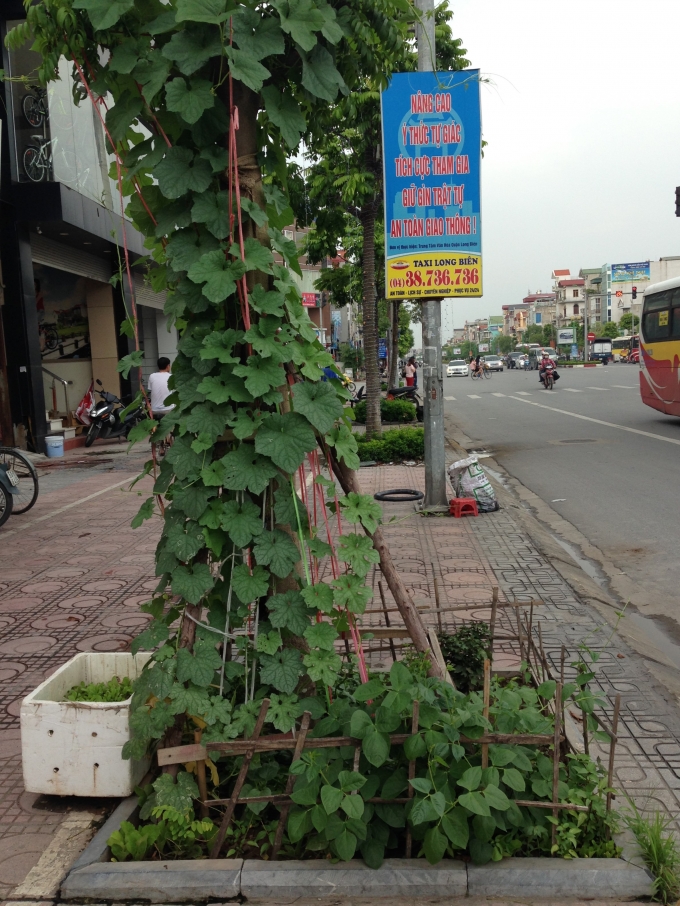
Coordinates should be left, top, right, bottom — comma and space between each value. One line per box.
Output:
606, 695, 621, 814
481, 659, 491, 769
209, 698, 270, 859
551, 682, 562, 847
582, 707, 589, 756
489, 586, 498, 664
515, 611, 524, 663
195, 729, 208, 819
560, 646, 566, 732
432, 565, 443, 633
270, 711, 311, 860
405, 700, 420, 858
378, 580, 398, 663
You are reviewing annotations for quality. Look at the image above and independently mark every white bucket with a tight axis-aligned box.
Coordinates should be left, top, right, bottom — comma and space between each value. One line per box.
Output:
45, 435, 64, 458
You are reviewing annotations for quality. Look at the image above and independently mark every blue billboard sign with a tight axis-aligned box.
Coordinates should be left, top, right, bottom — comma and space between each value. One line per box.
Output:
378, 338, 387, 360
611, 261, 650, 283
381, 70, 482, 300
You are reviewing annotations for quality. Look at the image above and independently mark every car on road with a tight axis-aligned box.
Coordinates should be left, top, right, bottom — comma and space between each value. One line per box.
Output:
447, 359, 469, 377
482, 355, 504, 372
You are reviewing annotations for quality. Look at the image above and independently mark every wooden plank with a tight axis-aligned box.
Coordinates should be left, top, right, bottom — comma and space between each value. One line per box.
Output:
551, 682, 562, 847
271, 711, 311, 860
209, 698, 270, 859
378, 580, 397, 663
513, 800, 588, 813
158, 742, 207, 767
405, 700, 419, 859
481, 659, 490, 769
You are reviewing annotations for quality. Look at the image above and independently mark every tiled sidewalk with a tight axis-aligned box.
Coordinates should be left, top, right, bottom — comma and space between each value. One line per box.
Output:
0, 451, 157, 899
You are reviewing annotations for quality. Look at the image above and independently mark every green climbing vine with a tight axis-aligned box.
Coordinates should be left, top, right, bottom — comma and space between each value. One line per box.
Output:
8, 0, 618, 868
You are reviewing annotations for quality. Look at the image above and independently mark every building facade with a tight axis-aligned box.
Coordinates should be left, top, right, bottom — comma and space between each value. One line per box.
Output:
0, 8, 169, 451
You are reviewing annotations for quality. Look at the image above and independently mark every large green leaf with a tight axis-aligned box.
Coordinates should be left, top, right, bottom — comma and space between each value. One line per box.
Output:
326, 424, 360, 469
332, 573, 372, 614
188, 251, 245, 302
300, 582, 334, 614
176, 0, 229, 23
200, 328, 245, 364
233, 10, 285, 59
233, 237, 275, 273
275, 0, 328, 50
256, 631, 282, 655
171, 563, 214, 604
441, 807, 469, 849
231, 564, 270, 602
458, 765, 482, 792
334, 828, 357, 861
228, 409, 267, 440
166, 228, 220, 273
321, 784, 343, 815
303, 622, 338, 651
185, 401, 232, 441
268, 591, 311, 635
502, 768, 526, 792
291, 380, 343, 434
152, 771, 199, 813
192, 191, 231, 239
176, 641, 222, 686
166, 77, 215, 124
300, 44, 347, 102
423, 826, 448, 865
336, 534, 380, 579
221, 445, 279, 495
458, 791, 490, 817
249, 284, 286, 317
72, 0, 134, 30
259, 648, 302, 694
362, 727, 390, 767
341, 794, 364, 820
254, 412, 316, 473
108, 41, 139, 73
254, 529, 301, 578
233, 357, 284, 398
243, 318, 293, 363
219, 497, 264, 548
162, 25, 223, 75
303, 648, 342, 686
268, 228, 302, 276
224, 47, 270, 92
261, 85, 306, 148
482, 784, 511, 811
105, 91, 143, 143
340, 492, 381, 533
156, 148, 213, 198
133, 54, 172, 104
197, 373, 253, 404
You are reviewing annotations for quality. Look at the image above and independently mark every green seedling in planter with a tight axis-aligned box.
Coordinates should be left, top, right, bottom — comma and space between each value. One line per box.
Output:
109, 821, 163, 862
64, 676, 133, 703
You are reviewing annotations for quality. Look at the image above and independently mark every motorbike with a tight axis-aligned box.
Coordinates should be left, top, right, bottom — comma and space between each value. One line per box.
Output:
0, 462, 20, 528
539, 362, 557, 390
85, 380, 144, 448
355, 383, 424, 421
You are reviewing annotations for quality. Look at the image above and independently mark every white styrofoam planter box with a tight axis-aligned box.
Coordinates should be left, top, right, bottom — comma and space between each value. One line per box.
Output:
21, 652, 151, 797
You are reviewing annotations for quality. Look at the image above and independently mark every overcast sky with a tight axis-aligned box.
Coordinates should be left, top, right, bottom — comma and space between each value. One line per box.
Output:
426, 0, 680, 344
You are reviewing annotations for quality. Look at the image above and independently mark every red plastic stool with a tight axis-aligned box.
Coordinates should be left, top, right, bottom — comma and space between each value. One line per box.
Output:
449, 497, 479, 518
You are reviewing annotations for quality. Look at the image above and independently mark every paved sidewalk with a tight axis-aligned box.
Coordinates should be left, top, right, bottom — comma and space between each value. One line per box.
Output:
0, 450, 677, 902
0, 446, 157, 900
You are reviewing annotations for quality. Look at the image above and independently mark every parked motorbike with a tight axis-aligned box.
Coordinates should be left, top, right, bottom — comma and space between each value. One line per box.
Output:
85, 380, 144, 447
0, 462, 20, 528
355, 383, 424, 421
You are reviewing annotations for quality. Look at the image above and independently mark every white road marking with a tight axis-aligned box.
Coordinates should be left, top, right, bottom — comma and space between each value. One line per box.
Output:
588, 386, 609, 391
508, 396, 680, 447
444, 396, 456, 401
491, 392, 506, 397
468, 394, 481, 399
1, 475, 136, 538
516, 391, 531, 396
563, 388, 582, 392
612, 385, 636, 389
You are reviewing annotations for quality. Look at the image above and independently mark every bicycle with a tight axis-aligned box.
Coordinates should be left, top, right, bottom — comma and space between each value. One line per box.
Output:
22, 86, 48, 128
23, 135, 52, 182
40, 323, 59, 351
0, 447, 39, 514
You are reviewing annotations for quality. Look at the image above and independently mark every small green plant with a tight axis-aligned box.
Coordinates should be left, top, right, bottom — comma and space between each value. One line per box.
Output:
64, 676, 133, 703
354, 399, 416, 424
438, 624, 492, 693
109, 821, 163, 861
356, 427, 424, 463
624, 803, 680, 903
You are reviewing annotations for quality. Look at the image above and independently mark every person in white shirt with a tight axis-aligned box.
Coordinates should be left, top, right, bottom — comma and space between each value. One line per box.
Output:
148, 357, 174, 416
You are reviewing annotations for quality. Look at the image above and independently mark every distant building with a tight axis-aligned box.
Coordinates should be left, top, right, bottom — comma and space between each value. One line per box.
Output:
578, 257, 680, 327
552, 270, 585, 326
523, 292, 556, 328
502, 303, 531, 341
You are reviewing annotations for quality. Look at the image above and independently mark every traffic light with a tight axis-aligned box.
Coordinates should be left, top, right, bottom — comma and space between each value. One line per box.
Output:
632, 286, 637, 300
676, 186, 680, 217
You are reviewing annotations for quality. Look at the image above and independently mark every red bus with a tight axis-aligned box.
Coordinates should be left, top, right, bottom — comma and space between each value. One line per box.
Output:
639, 277, 680, 416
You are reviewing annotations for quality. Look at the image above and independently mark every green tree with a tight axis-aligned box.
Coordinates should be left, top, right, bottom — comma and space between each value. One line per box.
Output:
598, 322, 620, 339
497, 334, 514, 354
293, 3, 468, 435
523, 324, 544, 345
618, 312, 640, 333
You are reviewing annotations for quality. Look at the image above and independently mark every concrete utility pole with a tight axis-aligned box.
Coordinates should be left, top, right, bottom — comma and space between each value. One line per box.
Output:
416, 0, 448, 510
583, 285, 589, 362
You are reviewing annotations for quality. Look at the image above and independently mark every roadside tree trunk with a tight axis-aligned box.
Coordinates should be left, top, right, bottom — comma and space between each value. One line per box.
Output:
361, 204, 381, 437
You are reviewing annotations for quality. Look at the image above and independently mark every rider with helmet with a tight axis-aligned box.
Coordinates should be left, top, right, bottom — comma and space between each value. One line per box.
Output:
538, 352, 559, 385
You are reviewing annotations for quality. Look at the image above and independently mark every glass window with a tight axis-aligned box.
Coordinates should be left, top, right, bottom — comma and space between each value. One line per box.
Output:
672, 308, 680, 339
669, 288, 680, 307
34, 263, 90, 362
643, 290, 669, 312
643, 309, 671, 342
573, 303, 579, 315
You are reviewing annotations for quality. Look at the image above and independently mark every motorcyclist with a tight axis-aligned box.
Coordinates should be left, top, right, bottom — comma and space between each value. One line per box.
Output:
538, 352, 559, 385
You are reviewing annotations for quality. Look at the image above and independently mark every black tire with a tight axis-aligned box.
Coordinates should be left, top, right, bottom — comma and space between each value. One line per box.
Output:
23, 145, 45, 182
44, 325, 59, 350
85, 422, 101, 448
0, 483, 13, 528
545, 373, 554, 390
374, 488, 424, 502
347, 381, 356, 393
0, 448, 38, 514
23, 93, 44, 127
416, 405, 423, 422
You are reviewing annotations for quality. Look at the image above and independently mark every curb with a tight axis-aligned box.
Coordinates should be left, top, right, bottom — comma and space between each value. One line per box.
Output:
59, 804, 654, 904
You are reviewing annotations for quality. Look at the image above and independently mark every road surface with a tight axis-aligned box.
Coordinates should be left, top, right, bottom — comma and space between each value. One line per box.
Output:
443, 362, 680, 650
